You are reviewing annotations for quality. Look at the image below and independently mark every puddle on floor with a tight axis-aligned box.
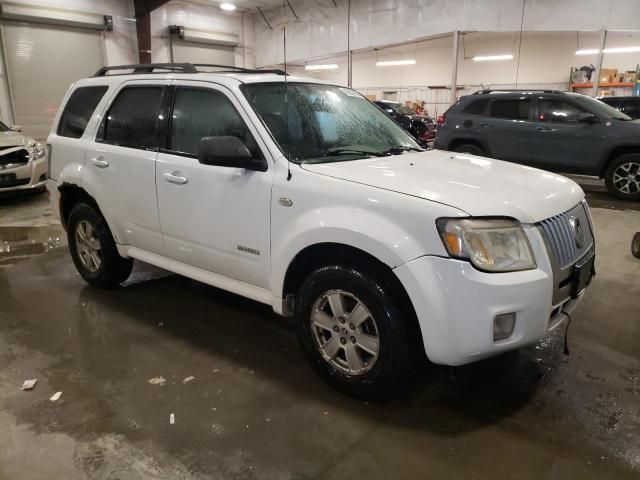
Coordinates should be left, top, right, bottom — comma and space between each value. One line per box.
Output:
0, 225, 66, 266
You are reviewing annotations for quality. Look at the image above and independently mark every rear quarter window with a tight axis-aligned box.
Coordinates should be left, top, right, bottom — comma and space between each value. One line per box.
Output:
462, 98, 490, 115
57, 86, 108, 138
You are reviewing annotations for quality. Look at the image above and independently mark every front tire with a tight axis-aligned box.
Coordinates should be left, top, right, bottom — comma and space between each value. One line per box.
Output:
632, 233, 640, 259
453, 143, 484, 155
67, 203, 133, 289
604, 154, 640, 201
295, 265, 414, 399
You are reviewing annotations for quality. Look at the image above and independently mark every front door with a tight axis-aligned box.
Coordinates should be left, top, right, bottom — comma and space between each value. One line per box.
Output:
529, 96, 605, 173
155, 82, 273, 288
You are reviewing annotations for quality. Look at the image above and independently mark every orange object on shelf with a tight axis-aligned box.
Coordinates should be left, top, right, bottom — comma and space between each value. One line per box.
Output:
570, 82, 634, 88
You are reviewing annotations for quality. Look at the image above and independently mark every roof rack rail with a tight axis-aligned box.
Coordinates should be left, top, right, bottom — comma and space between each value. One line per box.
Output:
473, 89, 564, 94
92, 63, 287, 77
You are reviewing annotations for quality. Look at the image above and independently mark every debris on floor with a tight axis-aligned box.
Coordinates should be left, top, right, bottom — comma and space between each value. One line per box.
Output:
182, 376, 195, 384
49, 391, 62, 402
158, 322, 164, 328
148, 376, 166, 386
21, 379, 37, 390
169, 413, 175, 425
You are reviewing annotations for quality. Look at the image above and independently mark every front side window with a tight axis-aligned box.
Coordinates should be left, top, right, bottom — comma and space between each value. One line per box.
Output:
537, 99, 585, 123
623, 100, 640, 119
101, 86, 164, 149
58, 86, 108, 138
489, 98, 531, 120
242, 83, 420, 164
169, 88, 256, 157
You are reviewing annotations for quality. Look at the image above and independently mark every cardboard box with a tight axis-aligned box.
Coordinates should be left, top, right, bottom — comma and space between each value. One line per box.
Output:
622, 71, 637, 83
599, 68, 618, 83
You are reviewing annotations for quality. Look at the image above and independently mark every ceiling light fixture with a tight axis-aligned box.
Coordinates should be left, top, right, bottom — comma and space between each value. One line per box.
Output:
305, 64, 338, 71
576, 46, 640, 55
472, 54, 514, 62
220, 3, 236, 11
375, 59, 416, 67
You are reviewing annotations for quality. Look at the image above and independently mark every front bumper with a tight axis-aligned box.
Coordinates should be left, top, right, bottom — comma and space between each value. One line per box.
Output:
0, 157, 47, 193
394, 225, 587, 366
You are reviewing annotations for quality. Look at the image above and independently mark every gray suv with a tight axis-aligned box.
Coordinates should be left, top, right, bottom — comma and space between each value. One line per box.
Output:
434, 90, 640, 200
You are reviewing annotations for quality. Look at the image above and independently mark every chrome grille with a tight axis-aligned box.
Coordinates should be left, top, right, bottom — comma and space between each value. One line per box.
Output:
538, 202, 594, 269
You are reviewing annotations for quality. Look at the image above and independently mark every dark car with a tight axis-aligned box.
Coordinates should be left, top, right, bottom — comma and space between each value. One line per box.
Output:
434, 89, 640, 200
599, 96, 640, 120
373, 100, 436, 143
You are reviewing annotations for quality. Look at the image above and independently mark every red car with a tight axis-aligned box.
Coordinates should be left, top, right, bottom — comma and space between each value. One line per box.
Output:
374, 100, 437, 146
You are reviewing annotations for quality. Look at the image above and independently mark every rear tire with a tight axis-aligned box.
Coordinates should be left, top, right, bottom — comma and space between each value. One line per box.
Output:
453, 143, 484, 155
67, 203, 133, 289
295, 264, 415, 400
604, 154, 640, 201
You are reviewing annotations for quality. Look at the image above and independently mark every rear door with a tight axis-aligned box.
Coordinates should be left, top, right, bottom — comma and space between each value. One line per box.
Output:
84, 81, 168, 254
529, 95, 604, 173
482, 96, 536, 163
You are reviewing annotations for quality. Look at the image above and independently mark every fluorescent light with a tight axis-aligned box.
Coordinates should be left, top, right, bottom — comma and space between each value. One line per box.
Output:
605, 46, 640, 54
576, 49, 599, 55
472, 54, 513, 62
576, 46, 640, 55
375, 59, 416, 67
305, 64, 338, 71
220, 3, 236, 11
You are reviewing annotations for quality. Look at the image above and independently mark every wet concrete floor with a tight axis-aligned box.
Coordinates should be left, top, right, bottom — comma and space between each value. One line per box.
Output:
0, 184, 639, 479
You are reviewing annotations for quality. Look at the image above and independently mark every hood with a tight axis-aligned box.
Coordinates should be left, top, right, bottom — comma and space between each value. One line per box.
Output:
300, 150, 584, 223
0, 130, 27, 149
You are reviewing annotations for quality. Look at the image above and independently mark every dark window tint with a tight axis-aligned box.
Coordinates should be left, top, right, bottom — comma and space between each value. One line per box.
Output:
58, 86, 108, 138
489, 98, 530, 120
537, 99, 584, 122
463, 98, 490, 115
102, 86, 163, 148
622, 99, 640, 119
170, 88, 255, 156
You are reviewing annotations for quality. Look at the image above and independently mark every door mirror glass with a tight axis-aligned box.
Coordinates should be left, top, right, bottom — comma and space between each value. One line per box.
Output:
578, 112, 600, 124
198, 136, 265, 171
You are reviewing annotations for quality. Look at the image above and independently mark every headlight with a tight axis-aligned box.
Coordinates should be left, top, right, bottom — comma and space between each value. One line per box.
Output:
436, 218, 536, 272
27, 140, 45, 161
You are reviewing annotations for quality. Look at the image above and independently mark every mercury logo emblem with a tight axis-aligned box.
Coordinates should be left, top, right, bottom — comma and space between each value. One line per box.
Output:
569, 216, 585, 249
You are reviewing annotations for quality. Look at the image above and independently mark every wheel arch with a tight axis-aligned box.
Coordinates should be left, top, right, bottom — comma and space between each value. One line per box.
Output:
447, 136, 489, 156
58, 183, 102, 230
598, 145, 640, 178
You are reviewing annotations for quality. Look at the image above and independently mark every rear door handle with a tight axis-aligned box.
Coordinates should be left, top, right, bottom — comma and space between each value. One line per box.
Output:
481, 122, 493, 128
537, 126, 553, 132
90, 158, 109, 168
163, 172, 188, 185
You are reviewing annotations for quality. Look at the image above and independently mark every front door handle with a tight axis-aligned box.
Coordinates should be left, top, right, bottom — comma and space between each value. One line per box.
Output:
90, 158, 109, 168
537, 126, 553, 132
163, 172, 188, 185
481, 122, 493, 128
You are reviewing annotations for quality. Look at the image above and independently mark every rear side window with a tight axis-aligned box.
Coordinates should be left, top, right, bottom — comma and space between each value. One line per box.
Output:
623, 99, 640, 119
101, 86, 164, 149
169, 88, 257, 157
57, 86, 108, 138
462, 98, 489, 115
489, 98, 531, 120
537, 99, 584, 123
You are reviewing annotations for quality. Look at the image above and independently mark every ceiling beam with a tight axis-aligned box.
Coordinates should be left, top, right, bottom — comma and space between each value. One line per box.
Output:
133, 0, 172, 63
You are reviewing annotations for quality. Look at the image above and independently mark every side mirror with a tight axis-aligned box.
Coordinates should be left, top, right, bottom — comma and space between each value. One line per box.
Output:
197, 136, 266, 171
10, 124, 22, 132
578, 112, 599, 124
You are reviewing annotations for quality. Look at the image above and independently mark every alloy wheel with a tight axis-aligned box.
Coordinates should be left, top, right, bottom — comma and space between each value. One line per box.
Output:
612, 162, 640, 195
310, 289, 380, 375
75, 220, 102, 273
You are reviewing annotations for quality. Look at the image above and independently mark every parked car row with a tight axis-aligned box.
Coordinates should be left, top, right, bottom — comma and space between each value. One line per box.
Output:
373, 100, 437, 147
434, 89, 640, 200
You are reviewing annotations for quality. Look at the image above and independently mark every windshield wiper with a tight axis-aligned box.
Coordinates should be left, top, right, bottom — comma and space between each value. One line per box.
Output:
377, 145, 424, 155
323, 148, 386, 157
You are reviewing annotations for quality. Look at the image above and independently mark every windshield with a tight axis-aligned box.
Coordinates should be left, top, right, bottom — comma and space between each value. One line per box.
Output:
242, 83, 421, 164
569, 93, 632, 121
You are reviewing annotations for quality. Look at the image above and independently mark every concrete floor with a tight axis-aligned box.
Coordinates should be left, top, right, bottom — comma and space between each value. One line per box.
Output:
0, 182, 639, 480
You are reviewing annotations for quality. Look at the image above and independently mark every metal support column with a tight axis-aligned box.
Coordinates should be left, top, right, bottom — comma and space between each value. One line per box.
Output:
450, 30, 459, 106
592, 29, 607, 98
347, 0, 352, 87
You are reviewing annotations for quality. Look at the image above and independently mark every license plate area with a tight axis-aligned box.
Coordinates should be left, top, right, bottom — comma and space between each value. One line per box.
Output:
0, 173, 16, 186
571, 253, 595, 299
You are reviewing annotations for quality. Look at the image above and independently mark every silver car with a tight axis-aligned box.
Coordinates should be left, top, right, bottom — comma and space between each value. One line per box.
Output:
0, 122, 46, 193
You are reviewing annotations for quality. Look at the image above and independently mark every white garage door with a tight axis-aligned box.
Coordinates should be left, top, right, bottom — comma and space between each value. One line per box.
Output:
171, 39, 234, 66
1, 21, 103, 139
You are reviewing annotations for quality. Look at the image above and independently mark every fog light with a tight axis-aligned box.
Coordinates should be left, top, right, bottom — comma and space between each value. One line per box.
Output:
493, 313, 516, 341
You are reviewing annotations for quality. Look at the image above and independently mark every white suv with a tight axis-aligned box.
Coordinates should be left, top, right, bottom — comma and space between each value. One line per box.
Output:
47, 63, 595, 398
